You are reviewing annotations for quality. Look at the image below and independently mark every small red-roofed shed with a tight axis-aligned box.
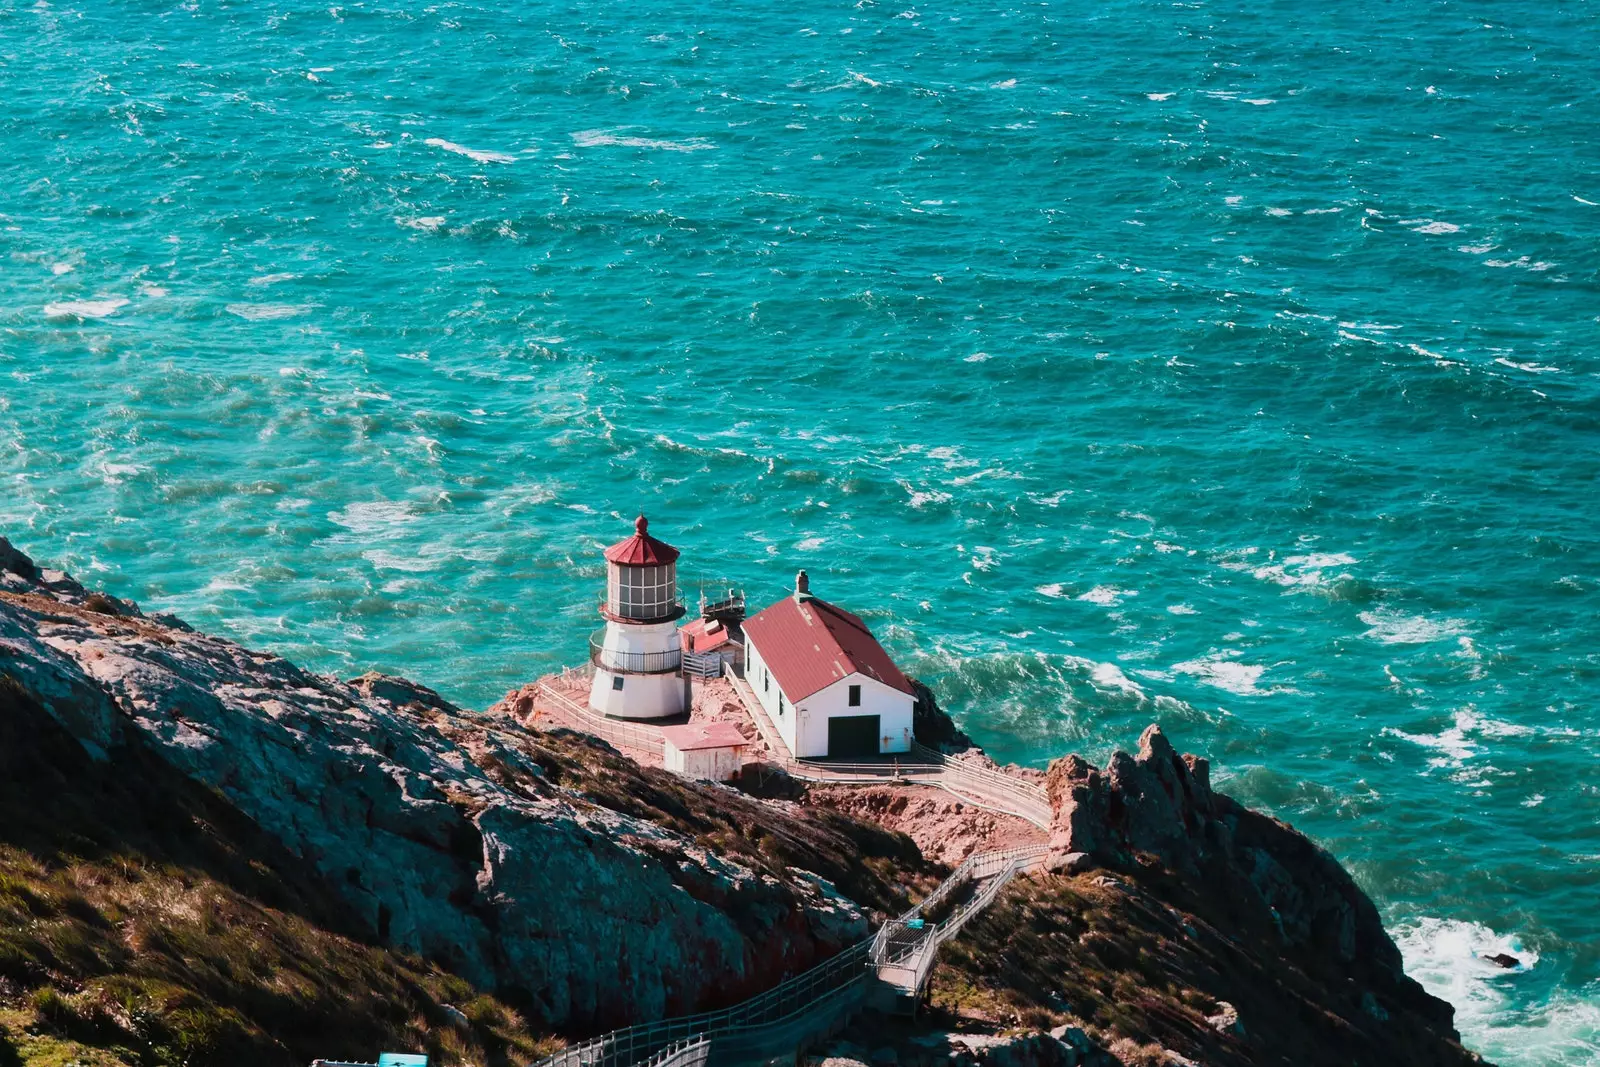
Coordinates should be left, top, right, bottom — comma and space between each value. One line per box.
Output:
742, 571, 916, 759
660, 722, 749, 782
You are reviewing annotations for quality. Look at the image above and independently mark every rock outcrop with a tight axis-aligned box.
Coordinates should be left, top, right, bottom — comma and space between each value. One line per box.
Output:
0, 537, 916, 1034
1043, 724, 1399, 977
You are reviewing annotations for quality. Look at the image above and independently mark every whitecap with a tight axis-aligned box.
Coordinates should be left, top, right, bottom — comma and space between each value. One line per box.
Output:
1166, 603, 1198, 615
1241, 97, 1275, 105
1358, 608, 1467, 645
1077, 585, 1135, 606
1264, 206, 1293, 217
848, 70, 882, 87
327, 500, 415, 534
1035, 583, 1067, 599
902, 483, 952, 509
363, 549, 440, 573
1387, 915, 1600, 1067
964, 352, 990, 362
1404, 218, 1461, 234
226, 303, 312, 321
1146, 92, 1173, 101
398, 216, 447, 232
1493, 357, 1561, 374
572, 129, 714, 152
990, 78, 1017, 89
424, 137, 516, 164
248, 272, 299, 286
1172, 655, 1273, 696
44, 297, 129, 319
1091, 661, 1145, 697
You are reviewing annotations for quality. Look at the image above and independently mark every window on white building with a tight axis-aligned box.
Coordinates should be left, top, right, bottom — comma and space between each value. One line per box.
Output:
848, 684, 861, 707
611, 675, 625, 691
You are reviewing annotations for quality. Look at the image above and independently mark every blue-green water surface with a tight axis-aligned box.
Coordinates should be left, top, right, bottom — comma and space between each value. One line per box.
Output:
2, 2, 1597, 1061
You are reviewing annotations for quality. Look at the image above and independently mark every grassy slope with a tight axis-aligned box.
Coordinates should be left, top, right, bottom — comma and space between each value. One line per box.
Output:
0, 675, 556, 1067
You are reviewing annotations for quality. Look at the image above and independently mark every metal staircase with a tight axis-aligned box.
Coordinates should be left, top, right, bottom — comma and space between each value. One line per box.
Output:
531, 845, 1048, 1067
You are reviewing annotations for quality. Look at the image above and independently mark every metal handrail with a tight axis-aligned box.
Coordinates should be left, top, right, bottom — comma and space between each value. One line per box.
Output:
534, 684, 667, 759
590, 630, 684, 675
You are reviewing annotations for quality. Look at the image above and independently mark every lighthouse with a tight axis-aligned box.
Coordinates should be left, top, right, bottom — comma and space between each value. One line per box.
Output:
588, 515, 691, 720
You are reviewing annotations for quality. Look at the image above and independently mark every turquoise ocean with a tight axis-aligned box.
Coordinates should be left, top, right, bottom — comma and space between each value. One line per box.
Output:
3, 1, 1597, 1060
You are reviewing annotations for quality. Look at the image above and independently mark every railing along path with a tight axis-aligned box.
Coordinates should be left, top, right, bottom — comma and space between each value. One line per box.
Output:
533, 844, 1048, 1067
524, 670, 1054, 1067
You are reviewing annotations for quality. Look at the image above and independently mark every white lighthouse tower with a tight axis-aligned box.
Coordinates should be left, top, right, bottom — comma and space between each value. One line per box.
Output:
588, 514, 690, 720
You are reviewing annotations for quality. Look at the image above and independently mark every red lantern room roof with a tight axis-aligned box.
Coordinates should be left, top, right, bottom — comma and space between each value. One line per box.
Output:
603, 514, 681, 567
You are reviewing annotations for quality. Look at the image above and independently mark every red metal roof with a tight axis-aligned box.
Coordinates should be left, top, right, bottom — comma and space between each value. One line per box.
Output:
679, 616, 732, 654
603, 514, 681, 566
743, 591, 915, 703
660, 722, 750, 752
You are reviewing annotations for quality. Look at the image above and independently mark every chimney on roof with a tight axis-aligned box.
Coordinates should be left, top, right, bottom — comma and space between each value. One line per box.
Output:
795, 569, 812, 601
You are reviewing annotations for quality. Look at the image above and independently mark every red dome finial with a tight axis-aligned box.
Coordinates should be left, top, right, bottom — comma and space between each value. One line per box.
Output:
635, 514, 648, 535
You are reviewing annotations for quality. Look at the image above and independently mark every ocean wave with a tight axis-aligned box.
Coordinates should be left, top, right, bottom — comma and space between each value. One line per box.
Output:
1171, 653, 1296, 697
571, 129, 714, 152
44, 297, 129, 319
327, 500, 416, 534
1395, 918, 1600, 1065
226, 303, 313, 321
1358, 607, 1467, 645
424, 137, 516, 164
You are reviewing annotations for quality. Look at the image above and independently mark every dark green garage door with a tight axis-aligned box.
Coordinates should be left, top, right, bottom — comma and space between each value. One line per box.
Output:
827, 715, 880, 759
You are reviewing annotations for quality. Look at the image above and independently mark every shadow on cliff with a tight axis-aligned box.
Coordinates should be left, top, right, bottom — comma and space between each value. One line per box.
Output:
0, 674, 550, 1066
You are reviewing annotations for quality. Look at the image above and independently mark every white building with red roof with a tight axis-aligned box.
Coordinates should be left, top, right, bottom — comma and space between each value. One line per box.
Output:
742, 571, 915, 759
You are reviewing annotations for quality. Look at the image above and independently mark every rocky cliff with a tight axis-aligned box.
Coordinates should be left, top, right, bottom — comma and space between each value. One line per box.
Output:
0, 537, 1486, 1067
0, 537, 929, 1061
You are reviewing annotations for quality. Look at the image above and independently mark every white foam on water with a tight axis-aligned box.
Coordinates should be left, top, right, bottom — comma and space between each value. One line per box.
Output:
327, 500, 415, 534
363, 549, 440, 572
50, 261, 74, 275
248, 272, 299, 286
572, 129, 714, 152
424, 137, 516, 164
1171, 654, 1271, 695
1394, 918, 1600, 1065
1091, 661, 1145, 697
226, 303, 312, 321
1404, 218, 1462, 234
1384, 709, 1482, 767
1359, 607, 1467, 645
1264, 206, 1293, 216
964, 351, 990, 362
901, 482, 952, 509
1250, 551, 1358, 590
848, 70, 882, 87
1146, 92, 1173, 101
1574, 195, 1598, 206
1494, 357, 1562, 374
44, 297, 129, 319
796, 536, 826, 551
1035, 583, 1067, 599
1241, 97, 1275, 105
1078, 585, 1135, 606
398, 216, 447, 232
1166, 603, 1198, 615
990, 78, 1017, 89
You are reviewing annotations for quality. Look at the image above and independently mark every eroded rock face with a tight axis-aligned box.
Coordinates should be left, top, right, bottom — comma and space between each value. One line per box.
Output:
1044, 723, 1407, 983
0, 537, 866, 1031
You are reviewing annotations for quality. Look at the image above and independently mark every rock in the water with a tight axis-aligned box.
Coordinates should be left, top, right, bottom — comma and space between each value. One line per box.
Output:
1484, 952, 1522, 970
